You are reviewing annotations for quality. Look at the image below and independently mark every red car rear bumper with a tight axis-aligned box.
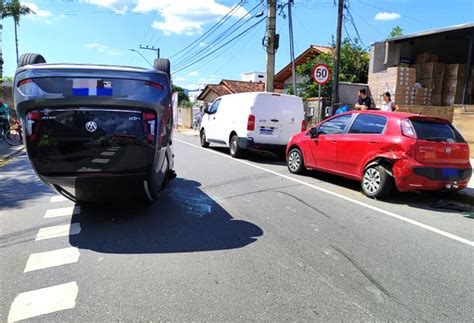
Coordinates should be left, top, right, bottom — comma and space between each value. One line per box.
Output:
393, 159, 472, 192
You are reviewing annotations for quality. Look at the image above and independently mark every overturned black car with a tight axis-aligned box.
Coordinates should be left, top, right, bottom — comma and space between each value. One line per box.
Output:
14, 53, 175, 203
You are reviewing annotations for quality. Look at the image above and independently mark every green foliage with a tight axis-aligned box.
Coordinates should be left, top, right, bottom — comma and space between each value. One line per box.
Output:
389, 26, 403, 38
296, 38, 369, 99
1, 0, 36, 25
172, 84, 190, 103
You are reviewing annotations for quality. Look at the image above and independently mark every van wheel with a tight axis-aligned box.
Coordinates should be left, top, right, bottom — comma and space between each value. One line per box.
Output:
18, 53, 46, 67
200, 130, 210, 148
230, 135, 245, 158
361, 165, 393, 199
287, 148, 305, 174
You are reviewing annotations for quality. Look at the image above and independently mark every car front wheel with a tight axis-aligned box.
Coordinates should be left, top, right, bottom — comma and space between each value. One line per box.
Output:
287, 148, 305, 174
361, 165, 393, 199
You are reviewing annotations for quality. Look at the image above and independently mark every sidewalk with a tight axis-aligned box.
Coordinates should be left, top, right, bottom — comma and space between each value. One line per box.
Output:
0, 141, 24, 165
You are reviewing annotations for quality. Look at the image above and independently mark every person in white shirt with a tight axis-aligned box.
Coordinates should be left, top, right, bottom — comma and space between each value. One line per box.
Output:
378, 92, 398, 112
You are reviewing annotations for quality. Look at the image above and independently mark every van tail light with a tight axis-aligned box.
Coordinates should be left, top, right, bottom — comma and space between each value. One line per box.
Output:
247, 114, 255, 131
142, 111, 156, 143
301, 120, 307, 132
401, 118, 416, 139
144, 81, 163, 90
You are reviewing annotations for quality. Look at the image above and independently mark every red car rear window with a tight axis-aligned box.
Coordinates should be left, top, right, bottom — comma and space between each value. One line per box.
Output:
410, 119, 465, 143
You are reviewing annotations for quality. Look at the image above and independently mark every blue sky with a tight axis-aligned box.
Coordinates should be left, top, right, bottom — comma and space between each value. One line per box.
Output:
2, 0, 473, 89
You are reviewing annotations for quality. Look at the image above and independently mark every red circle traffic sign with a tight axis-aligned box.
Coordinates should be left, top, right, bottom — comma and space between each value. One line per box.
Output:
312, 64, 330, 85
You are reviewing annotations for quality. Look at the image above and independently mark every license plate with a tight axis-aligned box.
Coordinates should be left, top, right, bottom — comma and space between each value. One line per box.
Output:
259, 128, 273, 135
442, 168, 457, 177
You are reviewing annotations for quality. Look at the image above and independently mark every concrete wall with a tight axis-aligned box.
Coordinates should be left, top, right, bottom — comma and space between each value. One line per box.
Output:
452, 107, 474, 156
339, 82, 368, 107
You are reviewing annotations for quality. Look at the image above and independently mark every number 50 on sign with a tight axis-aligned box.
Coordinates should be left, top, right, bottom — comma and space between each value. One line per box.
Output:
311, 64, 330, 85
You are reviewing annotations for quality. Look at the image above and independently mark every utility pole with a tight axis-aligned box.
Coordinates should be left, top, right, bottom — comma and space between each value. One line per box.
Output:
139, 45, 160, 58
287, 0, 296, 95
330, 0, 344, 116
264, 0, 277, 92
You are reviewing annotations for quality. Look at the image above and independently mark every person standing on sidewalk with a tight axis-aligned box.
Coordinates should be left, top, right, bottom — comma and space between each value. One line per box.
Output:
0, 100, 10, 135
354, 88, 373, 110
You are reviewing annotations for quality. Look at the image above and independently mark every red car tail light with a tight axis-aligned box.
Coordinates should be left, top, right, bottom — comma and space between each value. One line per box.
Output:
401, 118, 416, 139
301, 120, 307, 132
142, 111, 156, 143
17, 78, 33, 87
247, 114, 255, 131
144, 81, 163, 90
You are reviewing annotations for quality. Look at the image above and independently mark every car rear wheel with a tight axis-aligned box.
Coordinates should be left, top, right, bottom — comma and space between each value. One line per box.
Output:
200, 130, 210, 148
229, 135, 245, 158
362, 165, 393, 199
18, 53, 46, 67
287, 148, 305, 174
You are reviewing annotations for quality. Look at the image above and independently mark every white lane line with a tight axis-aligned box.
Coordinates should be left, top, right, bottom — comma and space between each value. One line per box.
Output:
44, 206, 81, 218
108, 148, 120, 151
8, 282, 78, 322
35, 223, 81, 241
24, 247, 80, 273
101, 151, 116, 156
175, 138, 474, 248
91, 158, 110, 164
49, 195, 68, 203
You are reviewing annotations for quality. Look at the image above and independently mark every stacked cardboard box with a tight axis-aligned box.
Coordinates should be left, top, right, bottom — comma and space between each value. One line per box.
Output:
415, 53, 439, 64
442, 64, 464, 106
414, 62, 445, 105
368, 67, 416, 107
414, 87, 432, 106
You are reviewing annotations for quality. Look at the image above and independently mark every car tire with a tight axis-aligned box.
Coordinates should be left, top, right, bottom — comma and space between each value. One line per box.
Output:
361, 165, 393, 199
229, 135, 245, 158
287, 148, 305, 174
153, 58, 170, 76
200, 130, 210, 148
18, 53, 46, 67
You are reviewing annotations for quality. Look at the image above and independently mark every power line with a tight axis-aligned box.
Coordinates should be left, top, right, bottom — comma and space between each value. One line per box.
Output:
173, 16, 266, 75
356, 0, 432, 26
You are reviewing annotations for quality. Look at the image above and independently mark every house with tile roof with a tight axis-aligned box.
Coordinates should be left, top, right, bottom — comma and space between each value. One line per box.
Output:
197, 79, 265, 107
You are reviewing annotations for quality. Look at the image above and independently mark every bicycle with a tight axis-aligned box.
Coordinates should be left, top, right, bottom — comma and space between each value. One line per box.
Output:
4, 119, 23, 146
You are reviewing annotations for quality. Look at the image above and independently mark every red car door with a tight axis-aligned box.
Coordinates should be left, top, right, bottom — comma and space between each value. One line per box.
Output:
337, 114, 388, 177
310, 114, 353, 171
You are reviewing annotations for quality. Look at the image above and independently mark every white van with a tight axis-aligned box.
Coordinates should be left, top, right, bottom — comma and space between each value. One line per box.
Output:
200, 92, 305, 158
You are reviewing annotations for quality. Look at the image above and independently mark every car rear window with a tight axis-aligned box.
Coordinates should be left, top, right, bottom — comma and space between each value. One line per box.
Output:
349, 114, 387, 134
410, 119, 465, 143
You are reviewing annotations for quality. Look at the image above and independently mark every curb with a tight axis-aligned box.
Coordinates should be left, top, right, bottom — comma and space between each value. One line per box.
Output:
0, 146, 25, 163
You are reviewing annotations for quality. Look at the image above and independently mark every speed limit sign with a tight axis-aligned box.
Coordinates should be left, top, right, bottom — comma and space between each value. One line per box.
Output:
312, 64, 330, 85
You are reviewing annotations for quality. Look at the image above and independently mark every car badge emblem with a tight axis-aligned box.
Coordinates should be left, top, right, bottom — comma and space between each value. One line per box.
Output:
85, 121, 98, 133
445, 147, 452, 154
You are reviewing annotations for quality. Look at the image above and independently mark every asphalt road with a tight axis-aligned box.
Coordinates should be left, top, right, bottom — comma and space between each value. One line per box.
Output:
1, 133, 473, 321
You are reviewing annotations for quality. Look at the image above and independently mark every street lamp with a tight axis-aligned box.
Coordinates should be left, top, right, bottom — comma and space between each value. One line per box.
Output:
128, 49, 153, 68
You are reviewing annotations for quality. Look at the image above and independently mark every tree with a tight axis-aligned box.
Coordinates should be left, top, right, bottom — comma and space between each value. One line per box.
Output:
389, 26, 403, 38
296, 37, 369, 99
172, 84, 190, 103
1, 0, 35, 63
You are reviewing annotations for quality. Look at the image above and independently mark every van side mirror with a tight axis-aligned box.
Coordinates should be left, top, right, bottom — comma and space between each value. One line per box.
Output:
204, 107, 209, 114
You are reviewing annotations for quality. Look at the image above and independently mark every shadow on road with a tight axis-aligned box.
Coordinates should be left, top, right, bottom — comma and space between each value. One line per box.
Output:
208, 145, 286, 166
0, 154, 55, 209
69, 177, 264, 253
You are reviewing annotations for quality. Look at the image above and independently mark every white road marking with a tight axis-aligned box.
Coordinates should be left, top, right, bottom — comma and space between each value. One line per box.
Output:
44, 206, 80, 218
91, 158, 110, 164
78, 167, 101, 172
101, 151, 116, 156
24, 247, 80, 273
49, 195, 68, 203
35, 223, 81, 241
175, 138, 474, 248
108, 147, 120, 151
8, 282, 78, 322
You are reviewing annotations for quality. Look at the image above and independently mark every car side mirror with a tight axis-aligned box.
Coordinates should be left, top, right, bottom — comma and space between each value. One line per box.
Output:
203, 107, 209, 114
310, 127, 319, 139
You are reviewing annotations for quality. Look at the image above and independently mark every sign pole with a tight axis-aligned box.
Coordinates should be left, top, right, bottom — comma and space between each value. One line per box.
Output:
317, 84, 321, 123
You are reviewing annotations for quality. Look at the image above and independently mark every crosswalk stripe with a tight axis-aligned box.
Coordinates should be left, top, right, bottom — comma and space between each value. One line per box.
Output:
49, 195, 68, 203
35, 223, 81, 241
100, 151, 116, 156
24, 247, 80, 273
91, 158, 110, 164
8, 282, 78, 322
44, 206, 81, 218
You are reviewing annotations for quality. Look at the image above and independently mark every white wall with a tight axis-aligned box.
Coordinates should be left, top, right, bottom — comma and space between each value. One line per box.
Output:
241, 72, 266, 83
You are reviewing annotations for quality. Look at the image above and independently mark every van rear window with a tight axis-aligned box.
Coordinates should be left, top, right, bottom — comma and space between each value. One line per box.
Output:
410, 120, 465, 143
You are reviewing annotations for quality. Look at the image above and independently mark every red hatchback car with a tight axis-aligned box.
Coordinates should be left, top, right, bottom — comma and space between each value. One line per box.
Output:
286, 111, 472, 199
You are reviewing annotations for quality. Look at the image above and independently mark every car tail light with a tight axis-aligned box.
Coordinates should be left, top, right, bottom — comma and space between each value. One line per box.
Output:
401, 118, 416, 139
247, 114, 255, 131
142, 111, 156, 143
18, 78, 33, 87
301, 120, 307, 132
144, 81, 163, 90
26, 111, 42, 143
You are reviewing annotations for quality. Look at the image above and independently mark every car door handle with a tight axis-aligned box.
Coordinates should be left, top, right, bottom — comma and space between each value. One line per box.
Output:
271, 119, 279, 122
369, 141, 377, 144
331, 140, 337, 143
